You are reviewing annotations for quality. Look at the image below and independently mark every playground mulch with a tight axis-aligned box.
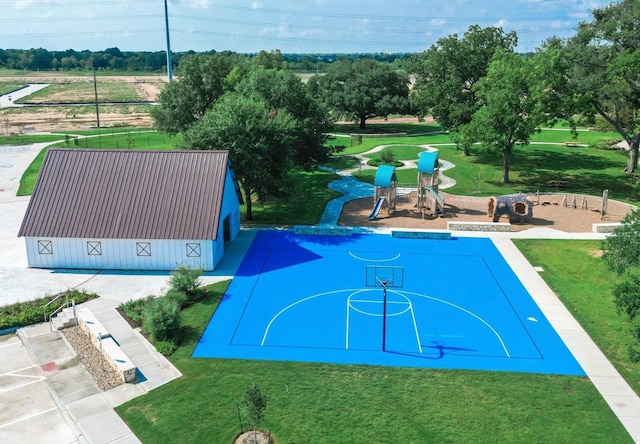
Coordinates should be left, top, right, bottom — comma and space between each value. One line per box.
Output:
339, 191, 637, 233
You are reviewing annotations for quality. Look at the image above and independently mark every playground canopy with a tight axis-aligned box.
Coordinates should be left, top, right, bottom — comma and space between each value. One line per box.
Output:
374, 165, 397, 188
418, 151, 438, 174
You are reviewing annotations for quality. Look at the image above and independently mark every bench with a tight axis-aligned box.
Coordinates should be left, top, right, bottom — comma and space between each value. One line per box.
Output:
100, 337, 137, 383
76, 308, 137, 383
547, 180, 569, 189
564, 141, 580, 147
77, 308, 111, 347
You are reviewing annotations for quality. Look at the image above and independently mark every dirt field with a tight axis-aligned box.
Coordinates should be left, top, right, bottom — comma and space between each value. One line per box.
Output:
339, 191, 636, 233
1, 74, 164, 133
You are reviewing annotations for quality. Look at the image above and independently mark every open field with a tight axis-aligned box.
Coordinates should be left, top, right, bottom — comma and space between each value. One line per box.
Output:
0, 74, 165, 133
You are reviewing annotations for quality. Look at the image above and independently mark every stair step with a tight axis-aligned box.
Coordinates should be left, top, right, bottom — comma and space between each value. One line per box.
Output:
51, 319, 64, 330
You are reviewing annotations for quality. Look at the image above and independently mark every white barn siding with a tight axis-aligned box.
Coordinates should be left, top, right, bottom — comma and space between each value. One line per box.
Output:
23, 238, 216, 271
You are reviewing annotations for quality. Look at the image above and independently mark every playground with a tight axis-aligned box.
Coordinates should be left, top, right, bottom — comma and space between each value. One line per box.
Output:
337, 144, 634, 232
340, 191, 633, 232
193, 229, 584, 376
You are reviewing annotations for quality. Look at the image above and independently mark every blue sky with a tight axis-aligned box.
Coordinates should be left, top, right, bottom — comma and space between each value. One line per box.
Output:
2, 0, 610, 53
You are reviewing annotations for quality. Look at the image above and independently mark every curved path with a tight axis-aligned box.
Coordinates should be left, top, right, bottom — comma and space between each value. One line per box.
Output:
318, 144, 457, 225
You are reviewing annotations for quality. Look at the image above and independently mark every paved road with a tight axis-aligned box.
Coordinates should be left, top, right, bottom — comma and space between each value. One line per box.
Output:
0, 84, 50, 108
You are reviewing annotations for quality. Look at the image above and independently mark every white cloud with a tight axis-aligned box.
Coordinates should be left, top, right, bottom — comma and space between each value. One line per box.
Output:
190, 0, 211, 9
430, 19, 447, 27
493, 19, 508, 28
252, 1, 263, 9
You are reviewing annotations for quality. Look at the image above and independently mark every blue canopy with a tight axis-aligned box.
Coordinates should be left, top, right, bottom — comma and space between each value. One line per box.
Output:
374, 165, 397, 188
418, 151, 439, 174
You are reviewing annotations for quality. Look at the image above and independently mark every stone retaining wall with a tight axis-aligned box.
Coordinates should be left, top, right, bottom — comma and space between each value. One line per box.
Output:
447, 221, 511, 232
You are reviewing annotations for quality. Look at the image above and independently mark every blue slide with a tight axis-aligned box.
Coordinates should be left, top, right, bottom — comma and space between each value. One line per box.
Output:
428, 186, 444, 203
369, 197, 386, 220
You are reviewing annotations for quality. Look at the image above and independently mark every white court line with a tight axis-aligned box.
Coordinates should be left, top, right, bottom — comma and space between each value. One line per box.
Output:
401, 290, 511, 358
406, 297, 423, 354
261, 287, 510, 357
261, 289, 362, 346
349, 251, 401, 262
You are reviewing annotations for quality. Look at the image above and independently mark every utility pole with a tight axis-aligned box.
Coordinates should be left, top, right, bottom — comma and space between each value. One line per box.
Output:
164, 0, 173, 82
91, 67, 100, 128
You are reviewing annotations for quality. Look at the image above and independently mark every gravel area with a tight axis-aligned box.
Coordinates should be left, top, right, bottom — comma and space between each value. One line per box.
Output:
339, 191, 637, 232
62, 326, 123, 391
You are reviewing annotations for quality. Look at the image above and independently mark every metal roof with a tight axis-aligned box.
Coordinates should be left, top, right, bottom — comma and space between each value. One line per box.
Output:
374, 165, 397, 188
18, 149, 231, 240
418, 151, 439, 174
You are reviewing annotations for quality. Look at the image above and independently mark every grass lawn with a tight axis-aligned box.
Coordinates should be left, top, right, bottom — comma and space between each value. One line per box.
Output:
352, 140, 635, 201
514, 239, 640, 396
0, 81, 27, 95
116, 281, 632, 443
240, 169, 341, 225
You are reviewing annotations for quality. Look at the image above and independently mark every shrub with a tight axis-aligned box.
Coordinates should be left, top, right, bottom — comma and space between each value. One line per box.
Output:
143, 297, 181, 341
612, 273, 640, 321
169, 264, 204, 305
628, 344, 640, 363
154, 338, 179, 356
630, 318, 640, 343
120, 295, 155, 325
165, 289, 188, 309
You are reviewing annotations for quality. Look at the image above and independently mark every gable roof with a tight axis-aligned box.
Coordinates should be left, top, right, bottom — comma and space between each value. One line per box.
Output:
19, 149, 232, 240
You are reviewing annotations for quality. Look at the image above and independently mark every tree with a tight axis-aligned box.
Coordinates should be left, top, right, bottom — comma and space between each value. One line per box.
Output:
244, 382, 267, 443
313, 59, 410, 129
602, 209, 640, 275
461, 51, 540, 183
151, 52, 239, 134
557, 0, 640, 173
236, 67, 336, 169
411, 25, 517, 155
179, 92, 297, 220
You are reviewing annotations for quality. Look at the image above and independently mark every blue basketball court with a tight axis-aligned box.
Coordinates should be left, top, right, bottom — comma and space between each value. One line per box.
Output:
193, 230, 584, 375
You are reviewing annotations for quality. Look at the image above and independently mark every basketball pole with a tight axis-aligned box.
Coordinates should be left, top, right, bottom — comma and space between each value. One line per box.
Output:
381, 280, 388, 352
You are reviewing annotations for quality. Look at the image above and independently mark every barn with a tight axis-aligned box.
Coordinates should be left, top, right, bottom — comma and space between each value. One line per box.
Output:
18, 149, 242, 271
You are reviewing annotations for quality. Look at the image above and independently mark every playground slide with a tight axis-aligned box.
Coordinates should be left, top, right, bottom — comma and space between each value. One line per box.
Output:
369, 197, 386, 220
428, 186, 445, 203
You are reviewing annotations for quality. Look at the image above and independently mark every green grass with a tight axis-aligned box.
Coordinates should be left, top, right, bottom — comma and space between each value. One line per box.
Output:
116, 281, 632, 443
0, 81, 27, 95
241, 169, 341, 225
348, 137, 635, 201
514, 240, 640, 396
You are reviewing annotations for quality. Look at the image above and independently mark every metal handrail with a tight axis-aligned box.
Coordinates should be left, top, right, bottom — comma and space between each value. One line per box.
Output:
43, 292, 69, 322
48, 304, 68, 332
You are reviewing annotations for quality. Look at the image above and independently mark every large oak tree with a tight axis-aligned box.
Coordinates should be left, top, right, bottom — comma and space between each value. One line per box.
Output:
411, 25, 517, 155
461, 51, 542, 184
311, 58, 410, 129
179, 92, 297, 221
556, 0, 640, 173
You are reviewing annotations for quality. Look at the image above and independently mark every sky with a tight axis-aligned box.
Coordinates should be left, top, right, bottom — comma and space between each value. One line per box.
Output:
2, 0, 612, 54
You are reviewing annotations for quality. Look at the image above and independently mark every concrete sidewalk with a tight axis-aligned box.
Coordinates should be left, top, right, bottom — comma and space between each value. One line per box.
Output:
1, 295, 182, 444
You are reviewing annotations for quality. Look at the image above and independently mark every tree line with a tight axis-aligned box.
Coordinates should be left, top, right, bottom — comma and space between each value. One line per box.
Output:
153, 0, 640, 204
0, 47, 411, 73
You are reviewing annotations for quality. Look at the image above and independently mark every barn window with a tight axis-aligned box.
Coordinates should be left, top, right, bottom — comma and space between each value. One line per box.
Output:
87, 241, 102, 256
37, 240, 53, 255
136, 242, 151, 257
186, 243, 201, 258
